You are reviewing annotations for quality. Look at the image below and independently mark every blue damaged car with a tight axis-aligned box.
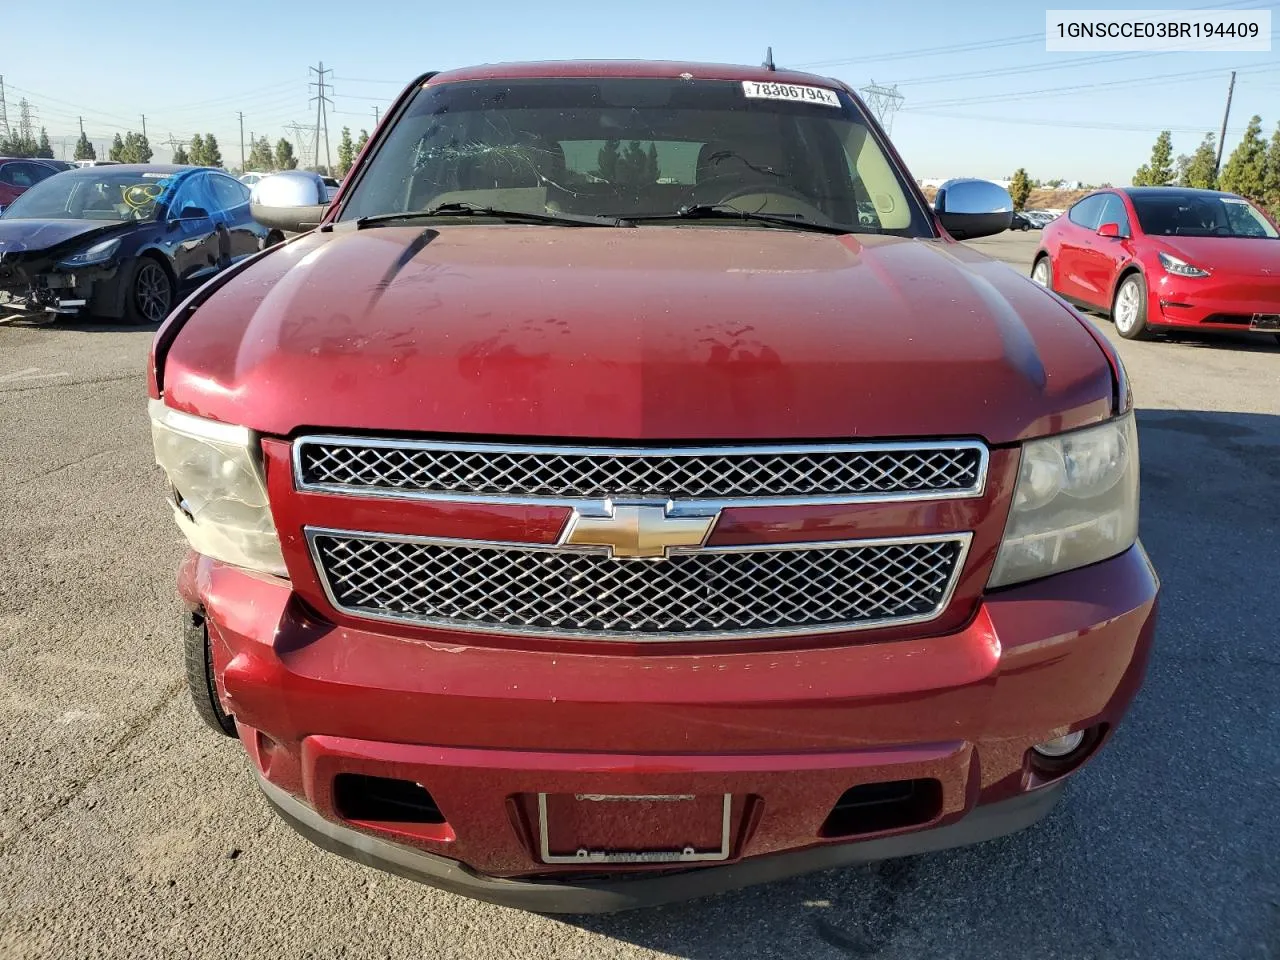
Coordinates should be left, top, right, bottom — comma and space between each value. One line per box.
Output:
0, 164, 281, 323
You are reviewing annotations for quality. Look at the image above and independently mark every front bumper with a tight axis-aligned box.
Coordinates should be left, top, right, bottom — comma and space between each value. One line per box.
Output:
184, 542, 1159, 910
0, 263, 122, 317
1153, 272, 1280, 332
259, 769, 1065, 913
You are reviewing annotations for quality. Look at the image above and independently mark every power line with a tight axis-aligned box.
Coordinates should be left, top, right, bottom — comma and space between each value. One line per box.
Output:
793, 33, 1042, 70
908, 61, 1278, 110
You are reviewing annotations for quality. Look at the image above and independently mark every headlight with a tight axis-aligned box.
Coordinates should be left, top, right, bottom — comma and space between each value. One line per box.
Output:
58, 236, 121, 268
148, 399, 286, 575
1158, 251, 1209, 277
988, 413, 1139, 588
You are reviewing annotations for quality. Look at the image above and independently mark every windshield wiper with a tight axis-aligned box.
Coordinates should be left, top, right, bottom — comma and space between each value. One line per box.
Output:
621, 204, 859, 235
348, 202, 631, 229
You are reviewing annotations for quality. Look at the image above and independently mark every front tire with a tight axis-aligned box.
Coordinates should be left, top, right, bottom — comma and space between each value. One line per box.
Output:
123, 256, 174, 325
1112, 274, 1152, 340
182, 611, 238, 738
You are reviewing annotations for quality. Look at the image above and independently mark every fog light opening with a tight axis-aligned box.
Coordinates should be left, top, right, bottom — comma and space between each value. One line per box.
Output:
1028, 724, 1107, 779
1032, 730, 1085, 759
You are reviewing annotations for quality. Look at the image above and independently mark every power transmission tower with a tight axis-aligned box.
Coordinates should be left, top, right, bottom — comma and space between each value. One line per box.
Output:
309, 62, 334, 173
17, 98, 35, 144
1214, 71, 1236, 176
860, 81, 904, 133
285, 121, 314, 168
163, 133, 188, 160
0, 76, 9, 138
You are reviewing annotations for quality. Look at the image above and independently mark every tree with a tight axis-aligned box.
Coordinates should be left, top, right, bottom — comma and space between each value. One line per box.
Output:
1174, 154, 1191, 186
247, 135, 274, 171
35, 128, 54, 159
1132, 130, 1174, 186
646, 142, 660, 181
73, 132, 96, 161
336, 127, 355, 177
1044, 178, 1064, 189
1008, 168, 1032, 210
121, 132, 152, 164
1219, 115, 1267, 199
274, 138, 297, 170
202, 134, 222, 168
1261, 122, 1280, 212
188, 134, 206, 166
594, 139, 620, 181
354, 129, 370, 157
171, 143, 190, 165
109, 133, 125, 162
1183, 133, 1218, 190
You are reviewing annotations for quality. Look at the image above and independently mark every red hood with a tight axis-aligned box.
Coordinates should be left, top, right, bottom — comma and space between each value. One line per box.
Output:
1158, 236, 1280, 277
160, 226, 1113, 444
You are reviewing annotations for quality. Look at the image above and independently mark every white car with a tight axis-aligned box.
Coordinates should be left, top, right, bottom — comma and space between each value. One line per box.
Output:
239, 171, 272, 187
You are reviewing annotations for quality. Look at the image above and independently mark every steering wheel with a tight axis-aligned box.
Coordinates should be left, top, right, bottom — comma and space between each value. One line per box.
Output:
690, 175, 815, 208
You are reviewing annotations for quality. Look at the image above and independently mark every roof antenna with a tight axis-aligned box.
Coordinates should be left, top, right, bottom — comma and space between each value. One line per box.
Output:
763, 47, 776, 71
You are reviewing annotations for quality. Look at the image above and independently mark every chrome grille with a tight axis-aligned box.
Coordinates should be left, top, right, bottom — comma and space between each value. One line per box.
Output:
308, 530, 970, 640
295, 438, 986, 504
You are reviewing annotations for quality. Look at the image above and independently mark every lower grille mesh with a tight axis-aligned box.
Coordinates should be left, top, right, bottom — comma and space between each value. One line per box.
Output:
311, 533, 967, 639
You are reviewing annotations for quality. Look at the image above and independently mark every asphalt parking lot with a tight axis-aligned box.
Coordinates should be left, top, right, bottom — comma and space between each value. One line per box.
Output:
1, 230, 1277, 960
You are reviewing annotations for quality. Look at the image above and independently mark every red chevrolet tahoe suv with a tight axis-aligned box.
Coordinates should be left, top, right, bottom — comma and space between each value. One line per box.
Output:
147, 61, 1159, 913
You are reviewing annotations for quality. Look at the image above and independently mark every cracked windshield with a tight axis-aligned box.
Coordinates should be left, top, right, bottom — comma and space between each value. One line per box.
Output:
339, 78, 927, 235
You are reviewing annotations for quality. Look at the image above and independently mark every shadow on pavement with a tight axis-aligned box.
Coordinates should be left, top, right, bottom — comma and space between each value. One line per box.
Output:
563, 408, 1280, 960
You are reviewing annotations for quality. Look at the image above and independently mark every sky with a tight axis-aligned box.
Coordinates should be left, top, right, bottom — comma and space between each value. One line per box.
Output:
1, 0, 1277, 185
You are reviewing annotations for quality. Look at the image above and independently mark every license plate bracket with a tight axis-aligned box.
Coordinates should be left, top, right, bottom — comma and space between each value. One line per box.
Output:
537, 792, 732, 864
1250, 313, 1280, 331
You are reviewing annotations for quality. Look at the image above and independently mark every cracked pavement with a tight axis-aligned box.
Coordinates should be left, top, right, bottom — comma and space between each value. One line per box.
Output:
1, 234, 1278, 959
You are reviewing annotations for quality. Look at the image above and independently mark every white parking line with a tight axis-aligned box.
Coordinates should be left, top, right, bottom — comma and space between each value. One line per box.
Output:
0, 367, 70, 383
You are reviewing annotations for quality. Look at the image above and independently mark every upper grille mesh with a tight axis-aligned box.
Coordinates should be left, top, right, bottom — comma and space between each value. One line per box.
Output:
297, 441, 985, 501
311, 533, 966, 639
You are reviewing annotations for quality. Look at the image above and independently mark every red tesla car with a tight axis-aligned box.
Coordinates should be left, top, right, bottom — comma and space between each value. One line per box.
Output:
1033, 186, 1280, 343
0, 157, 61, 213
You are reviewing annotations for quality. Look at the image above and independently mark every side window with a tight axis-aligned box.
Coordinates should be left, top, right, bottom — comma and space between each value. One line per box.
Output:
168, 174, 219, 219
26, 162, 58, 184
1098, 194, 1131, 235
1067, 195, 1105, 229
0, 164, 15, 185
209, 174, 250, 211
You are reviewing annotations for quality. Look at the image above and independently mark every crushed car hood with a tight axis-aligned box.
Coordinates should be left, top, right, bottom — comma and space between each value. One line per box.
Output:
0, 218, 128, 257
160, 226, 1114, 444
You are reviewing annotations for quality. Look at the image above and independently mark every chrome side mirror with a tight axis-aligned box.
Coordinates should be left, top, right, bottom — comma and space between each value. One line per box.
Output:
249, 171, 331, 233
933, 179, 1014, 240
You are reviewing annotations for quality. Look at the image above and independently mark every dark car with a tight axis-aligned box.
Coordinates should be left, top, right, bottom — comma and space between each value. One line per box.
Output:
0, 164, 281, 323
1010, 212, 1033, 231
0, 157, 62, 212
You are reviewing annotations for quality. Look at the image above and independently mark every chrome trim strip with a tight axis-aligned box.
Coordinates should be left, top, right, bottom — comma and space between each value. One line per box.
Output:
303, 526, 974, 642
537, 793, 733, 864
291, 435, 991, 508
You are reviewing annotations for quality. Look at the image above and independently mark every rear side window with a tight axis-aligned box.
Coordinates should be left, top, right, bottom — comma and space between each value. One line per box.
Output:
1067, 195, 1105, 229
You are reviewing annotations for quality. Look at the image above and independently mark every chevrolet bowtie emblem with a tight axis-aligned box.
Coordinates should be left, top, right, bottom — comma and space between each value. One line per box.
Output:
560, 502, 718, 559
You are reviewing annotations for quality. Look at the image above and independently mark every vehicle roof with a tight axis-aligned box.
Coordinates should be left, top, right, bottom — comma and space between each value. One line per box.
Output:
0, 157, 60, 164
428, 60, 845, 89
55, 163, 206, 179
1119, 186, 1238, 199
